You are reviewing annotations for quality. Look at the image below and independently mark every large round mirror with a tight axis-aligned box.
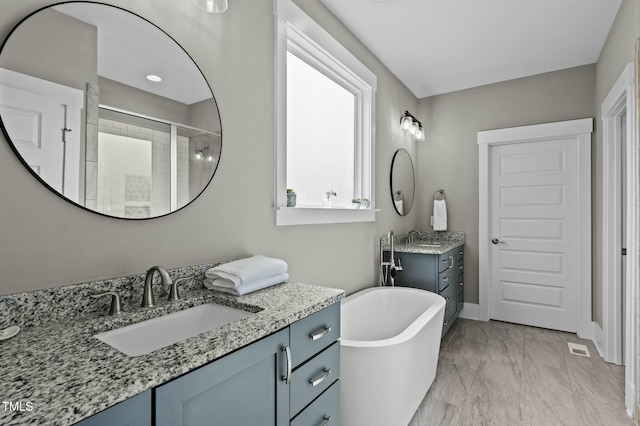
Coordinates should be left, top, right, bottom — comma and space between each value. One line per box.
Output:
390, 148, 415, 216
0, 2, 221, 219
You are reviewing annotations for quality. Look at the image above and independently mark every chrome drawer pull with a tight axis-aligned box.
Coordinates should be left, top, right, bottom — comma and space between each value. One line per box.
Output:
459, 251, 463, 255
310, 325, 332, 341
459, 265, 464, 270
309, 368, 331, 387
459, 281, 464, 286
442, 277, 449, 282
282, 346, 292, 384
321, 415, 331, 426
448, 256, 454, 269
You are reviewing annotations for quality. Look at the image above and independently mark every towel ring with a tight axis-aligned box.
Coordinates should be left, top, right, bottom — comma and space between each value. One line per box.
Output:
433, 189, 446, 201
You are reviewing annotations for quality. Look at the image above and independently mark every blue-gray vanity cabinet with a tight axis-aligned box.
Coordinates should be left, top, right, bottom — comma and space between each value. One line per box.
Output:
74, 390, 151, 426
290, 380, 340, 426
289, 302, 341, 423
74, 304, 340, 426
384, 246, 464, 335
155, 328, 290, 426
290, 302, 340, 367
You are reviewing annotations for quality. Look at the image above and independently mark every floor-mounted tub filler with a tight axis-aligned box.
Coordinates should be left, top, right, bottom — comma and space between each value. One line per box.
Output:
340, 286, 445, 426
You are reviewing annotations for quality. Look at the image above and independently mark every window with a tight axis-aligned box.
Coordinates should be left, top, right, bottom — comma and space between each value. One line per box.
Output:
274, 0, 377, 226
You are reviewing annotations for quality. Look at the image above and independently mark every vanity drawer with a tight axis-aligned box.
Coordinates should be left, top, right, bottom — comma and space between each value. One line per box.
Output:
438, 250, 455, 272
439, 280, 455, 312
291, 381, 340, 426
444, 295, 456, 325
438, 267, 453, 292
290, 303, 340, 367
290, 342, 340, 417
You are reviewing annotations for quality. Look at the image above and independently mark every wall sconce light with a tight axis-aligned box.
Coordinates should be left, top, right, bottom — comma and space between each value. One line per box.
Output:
193, 0, 229, 13
195, 147, 214, 162
400, 111, 425, 141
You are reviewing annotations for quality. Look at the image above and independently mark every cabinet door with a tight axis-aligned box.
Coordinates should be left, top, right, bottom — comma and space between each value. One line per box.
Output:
155, 328, 289, 426
385, 251, 438, 291
74, 390, 151, 426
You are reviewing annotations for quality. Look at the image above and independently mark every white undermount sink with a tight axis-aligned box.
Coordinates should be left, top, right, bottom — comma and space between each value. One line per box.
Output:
95, 303, 254, 357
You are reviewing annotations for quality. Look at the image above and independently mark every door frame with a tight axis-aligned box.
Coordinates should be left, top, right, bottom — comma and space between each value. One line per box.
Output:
477, 118, 593, 339
600, 61, 637, 416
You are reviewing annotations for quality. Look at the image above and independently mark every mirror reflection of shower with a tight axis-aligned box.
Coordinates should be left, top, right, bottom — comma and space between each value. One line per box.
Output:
93, 107, 220, 218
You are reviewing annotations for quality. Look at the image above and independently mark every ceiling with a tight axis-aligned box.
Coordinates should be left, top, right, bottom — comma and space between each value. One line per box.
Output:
320, 0, 623, 98
55, 3, 211, 105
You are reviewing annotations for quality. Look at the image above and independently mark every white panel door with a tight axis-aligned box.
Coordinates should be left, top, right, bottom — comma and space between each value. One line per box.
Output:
0, 85, 65, 191
0, 68, 83, 201
490, 138, 578, 331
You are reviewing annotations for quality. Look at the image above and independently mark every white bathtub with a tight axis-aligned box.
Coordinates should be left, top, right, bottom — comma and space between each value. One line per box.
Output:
340, 286, 446, 426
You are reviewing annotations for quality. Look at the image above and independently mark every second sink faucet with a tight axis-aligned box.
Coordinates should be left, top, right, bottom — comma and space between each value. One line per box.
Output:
408, 229, 422, 244
141, 266, 177, 308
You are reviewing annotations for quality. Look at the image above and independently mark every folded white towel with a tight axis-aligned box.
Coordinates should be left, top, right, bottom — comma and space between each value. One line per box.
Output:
433, 199, 447, 231
205, 255, 288, 289
204, 273, 289, 296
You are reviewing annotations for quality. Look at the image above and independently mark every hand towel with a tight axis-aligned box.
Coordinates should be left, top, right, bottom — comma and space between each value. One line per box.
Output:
433, 199, 447, 231
394, 199, 404, 215
204, 273, 289, 296
205, 255, 288, 288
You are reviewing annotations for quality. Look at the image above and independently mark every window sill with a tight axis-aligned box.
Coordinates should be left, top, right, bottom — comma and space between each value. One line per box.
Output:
275, 206, 379, 226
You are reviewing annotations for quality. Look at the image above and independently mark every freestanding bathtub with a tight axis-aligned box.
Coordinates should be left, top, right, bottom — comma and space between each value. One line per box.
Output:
340, 286, 446, 426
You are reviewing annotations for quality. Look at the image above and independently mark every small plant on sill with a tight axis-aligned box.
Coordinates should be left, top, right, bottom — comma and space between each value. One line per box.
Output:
286, 188, 296, 207
351, 198, 370, 209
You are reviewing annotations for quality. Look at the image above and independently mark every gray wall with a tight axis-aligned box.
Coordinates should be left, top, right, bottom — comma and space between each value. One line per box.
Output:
0, 8, 97, 91
592, 0, 640, 325
0, 0, 418, 296
415, 0, 640, 322
416, 65, 596, 305
190, 98, 221, 134
98, 77, 190, 126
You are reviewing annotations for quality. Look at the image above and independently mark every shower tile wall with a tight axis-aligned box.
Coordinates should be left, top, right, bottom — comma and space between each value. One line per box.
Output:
177, 135, 190, 209
96, 119, 189, 218
149, 128, 170, 216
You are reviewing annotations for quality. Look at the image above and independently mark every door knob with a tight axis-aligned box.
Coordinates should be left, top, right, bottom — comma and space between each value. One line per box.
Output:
491, 238, 505, 245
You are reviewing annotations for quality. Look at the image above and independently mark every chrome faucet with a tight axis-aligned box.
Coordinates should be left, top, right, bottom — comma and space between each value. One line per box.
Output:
380, 231, 403, 286
408, 229, 422, 244
141, 266, 176, 308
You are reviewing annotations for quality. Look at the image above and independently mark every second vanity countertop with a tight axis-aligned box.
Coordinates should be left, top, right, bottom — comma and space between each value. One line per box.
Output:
0, 281, 344, 425
383, 231, 465, 255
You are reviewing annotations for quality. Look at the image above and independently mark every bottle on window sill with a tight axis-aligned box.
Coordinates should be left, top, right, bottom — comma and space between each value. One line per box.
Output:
324, 190, 337, 208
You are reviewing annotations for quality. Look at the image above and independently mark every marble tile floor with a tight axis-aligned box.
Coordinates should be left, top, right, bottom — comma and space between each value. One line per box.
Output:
408, 319, 634, 426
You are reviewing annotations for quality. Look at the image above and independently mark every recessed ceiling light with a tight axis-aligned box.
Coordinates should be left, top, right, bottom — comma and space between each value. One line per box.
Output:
146, 74, 162, 82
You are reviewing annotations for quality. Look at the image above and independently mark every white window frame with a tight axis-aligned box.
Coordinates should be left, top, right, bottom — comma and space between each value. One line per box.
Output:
274, 0, 377, 226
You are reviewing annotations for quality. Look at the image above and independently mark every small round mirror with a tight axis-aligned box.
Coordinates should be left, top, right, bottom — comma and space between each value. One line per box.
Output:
390, 148, 415, 216
0, 2, 222, 219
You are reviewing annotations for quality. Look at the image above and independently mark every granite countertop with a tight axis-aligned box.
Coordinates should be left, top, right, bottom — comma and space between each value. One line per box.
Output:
0, 281, 344, 425
383, 231, 465, 255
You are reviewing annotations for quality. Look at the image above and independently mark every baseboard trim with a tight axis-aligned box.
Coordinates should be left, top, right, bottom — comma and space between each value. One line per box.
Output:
458, 303, 483, 321
592, 321, 605, 359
